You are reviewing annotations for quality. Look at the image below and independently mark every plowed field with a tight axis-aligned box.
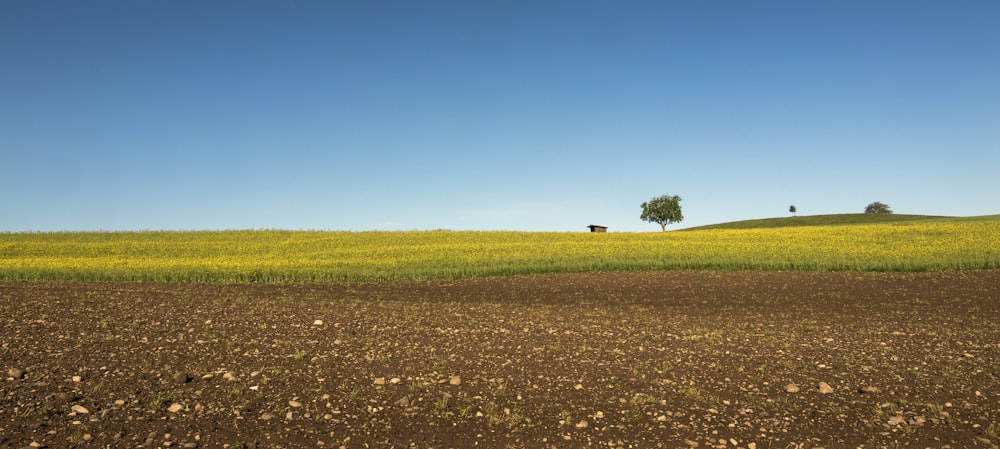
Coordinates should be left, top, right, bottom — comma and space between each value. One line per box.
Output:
2, 271, 999, 448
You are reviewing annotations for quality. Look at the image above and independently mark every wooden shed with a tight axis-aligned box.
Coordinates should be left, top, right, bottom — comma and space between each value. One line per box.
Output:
587, 225, 608, 233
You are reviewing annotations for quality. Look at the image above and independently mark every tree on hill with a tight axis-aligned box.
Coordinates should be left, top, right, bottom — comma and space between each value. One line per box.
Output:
789, 205, 797, 216
864, 202, 892, 214
640, 194, 683, 232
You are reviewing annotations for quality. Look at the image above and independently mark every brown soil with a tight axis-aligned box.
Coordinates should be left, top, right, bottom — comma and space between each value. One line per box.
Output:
2, 271, 999, 449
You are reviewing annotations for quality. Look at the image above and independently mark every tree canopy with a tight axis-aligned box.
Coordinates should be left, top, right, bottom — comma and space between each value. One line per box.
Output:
640, 194, 683, 232
864, 202, 893, 214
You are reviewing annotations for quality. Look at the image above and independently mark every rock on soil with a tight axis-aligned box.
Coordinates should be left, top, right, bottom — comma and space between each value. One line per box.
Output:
1, 270, 999, 448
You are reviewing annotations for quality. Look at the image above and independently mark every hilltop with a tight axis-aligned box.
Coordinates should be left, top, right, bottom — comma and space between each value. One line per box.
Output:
679, 213, 964, 231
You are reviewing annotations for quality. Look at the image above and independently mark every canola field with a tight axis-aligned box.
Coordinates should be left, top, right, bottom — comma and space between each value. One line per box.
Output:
2, 220, 998, 282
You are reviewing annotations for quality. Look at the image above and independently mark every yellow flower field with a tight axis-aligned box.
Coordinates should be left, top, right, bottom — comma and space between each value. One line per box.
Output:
1, 220, 998, 282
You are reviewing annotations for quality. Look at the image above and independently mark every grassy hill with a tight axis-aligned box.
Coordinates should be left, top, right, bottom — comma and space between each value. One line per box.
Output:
3, 215, 999, 281
680, 213, 958, 231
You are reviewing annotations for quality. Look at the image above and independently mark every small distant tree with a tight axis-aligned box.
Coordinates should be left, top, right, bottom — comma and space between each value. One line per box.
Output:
640, 194, 683, 232
789, 205, 797, 216
864, 202, 892, 214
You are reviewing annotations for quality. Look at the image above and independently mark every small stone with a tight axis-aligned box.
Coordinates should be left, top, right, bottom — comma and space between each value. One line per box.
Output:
575, 420, 589, 428
785, 384, 800, 393
8, 368, 26, 379
71, 405, 90, 414
82, 434, 92, 441
288, 400, 303, 408
448, 376, 462, 386
858, 386, 879, 394
172, 372, 191, 384
72, 375, 82, 383
574, 383, 583, 390
389, 377, 402, 384
684, 439, 700, 448
818, 382, 834, 394
222, 372, 236, 382
167, 403, 183, 413
260, 412, 274, 421
594, 411, 604, 419
373, 377, 386, 385
114, 399, 125, 406
888, 415, 905, 425
313, 320, 324, 326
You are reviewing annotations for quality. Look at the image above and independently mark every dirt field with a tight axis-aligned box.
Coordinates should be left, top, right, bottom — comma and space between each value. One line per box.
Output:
2, 271, 998, 449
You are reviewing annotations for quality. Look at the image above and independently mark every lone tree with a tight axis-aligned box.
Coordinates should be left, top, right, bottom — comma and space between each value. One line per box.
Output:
864, 201, 893, 214
640, 194, 683, 232
789, 205, 797, 216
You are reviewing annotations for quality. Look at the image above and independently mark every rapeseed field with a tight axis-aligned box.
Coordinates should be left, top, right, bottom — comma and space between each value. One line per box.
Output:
1, 220, 998, 282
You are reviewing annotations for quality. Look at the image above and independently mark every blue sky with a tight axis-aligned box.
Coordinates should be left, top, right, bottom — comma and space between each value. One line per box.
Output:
3, 1, 998, 232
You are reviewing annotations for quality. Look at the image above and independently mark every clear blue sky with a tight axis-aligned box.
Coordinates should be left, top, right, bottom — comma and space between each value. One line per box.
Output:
3, 1, 998, 232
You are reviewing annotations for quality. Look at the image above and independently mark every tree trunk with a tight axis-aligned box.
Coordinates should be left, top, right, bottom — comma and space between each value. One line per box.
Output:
660, 223, 667, 232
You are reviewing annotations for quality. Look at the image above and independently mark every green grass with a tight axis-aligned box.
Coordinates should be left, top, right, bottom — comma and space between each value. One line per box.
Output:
680, 213, 957, 231
1, 215, 998, 282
